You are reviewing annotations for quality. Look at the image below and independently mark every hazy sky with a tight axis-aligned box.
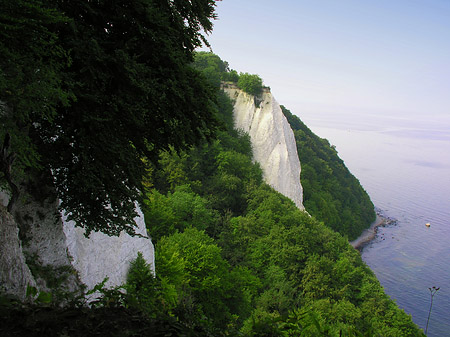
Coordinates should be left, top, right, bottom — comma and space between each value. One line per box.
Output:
203, 0, 450, 123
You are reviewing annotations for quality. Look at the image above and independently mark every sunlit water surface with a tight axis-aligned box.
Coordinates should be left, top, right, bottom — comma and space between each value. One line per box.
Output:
300, 110, 450, 337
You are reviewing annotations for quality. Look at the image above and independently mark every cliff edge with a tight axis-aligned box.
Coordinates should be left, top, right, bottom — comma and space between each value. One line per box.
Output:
223, 83, 304, 210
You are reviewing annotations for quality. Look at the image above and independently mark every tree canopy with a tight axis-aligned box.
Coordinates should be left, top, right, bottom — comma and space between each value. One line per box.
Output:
193, 51, 239, 86
281, 106, 376, 239
0, 0, 71, 211
0, 0, 220, 235
138, 85, 422, 335
0, 49, 423, 336
237, 72, 263, 96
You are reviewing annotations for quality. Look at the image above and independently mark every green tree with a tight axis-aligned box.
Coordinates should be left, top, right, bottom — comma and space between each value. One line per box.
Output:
0, 0, 71, 211
193, 51, 240, 86
144, 185, 218, 242
156, 148, 190, 193
224, 69, 240, 83
126, 252, 178, 315
238, 73, 263, 96
193, 51, 228, 87
281, 105, 375, 239
156, 228, 253, 330
1, 0, 220, 235
207, 150, 262, 214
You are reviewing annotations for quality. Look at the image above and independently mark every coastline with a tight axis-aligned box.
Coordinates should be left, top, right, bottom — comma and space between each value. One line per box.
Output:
350, 214, 386, 251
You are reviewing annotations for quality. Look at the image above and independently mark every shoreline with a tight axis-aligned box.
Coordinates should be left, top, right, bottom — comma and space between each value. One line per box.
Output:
350, 214, 386, 251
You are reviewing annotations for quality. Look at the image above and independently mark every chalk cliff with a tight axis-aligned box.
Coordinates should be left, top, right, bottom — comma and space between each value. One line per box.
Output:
63, 205, 154, 291
0, 186, 154, 300
0, 206, 36, 300
1, 81, 302, 300
223, 83, 304, 210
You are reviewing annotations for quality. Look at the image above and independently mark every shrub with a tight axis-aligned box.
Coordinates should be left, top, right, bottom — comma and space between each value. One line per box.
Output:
237, 73, 263, 96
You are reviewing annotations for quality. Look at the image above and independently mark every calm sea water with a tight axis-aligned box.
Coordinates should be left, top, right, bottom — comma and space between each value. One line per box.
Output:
301, 110, 450, 336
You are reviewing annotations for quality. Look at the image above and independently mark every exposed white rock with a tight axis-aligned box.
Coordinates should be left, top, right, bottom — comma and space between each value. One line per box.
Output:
0, 205, 37, 300
1, 184, 154, 299
223, 83, 304, 209
0, 189, 10, 208
8, 186, 81, 294
63, 205, 155, 291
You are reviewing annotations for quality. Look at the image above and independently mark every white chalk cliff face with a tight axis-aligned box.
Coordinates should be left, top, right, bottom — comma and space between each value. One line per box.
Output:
223, 83, 304, 210
0, 206, 37, 300
0, 187, 154, 300
63, 205, 154, 291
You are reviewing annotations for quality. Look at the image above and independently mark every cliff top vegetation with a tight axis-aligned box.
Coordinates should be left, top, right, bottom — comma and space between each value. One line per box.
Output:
0, 2, 423, 336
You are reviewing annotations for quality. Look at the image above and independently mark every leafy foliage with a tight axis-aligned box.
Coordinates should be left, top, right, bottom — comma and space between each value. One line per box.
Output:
193, 51, 240, 86
149, 88, 262, 219
1, 24, 424, 337
0, 0, 71, 170
0, 0, 72, 211
140, 54, 423, 336
0, 292, 205, 337
1, 0, 220, 235
156, 228, 248, 330
238, 72, 264, 96
281, 106, 376, 240
144, 185, 219, 242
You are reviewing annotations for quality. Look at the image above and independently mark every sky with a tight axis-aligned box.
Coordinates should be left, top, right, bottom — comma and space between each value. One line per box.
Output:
201, 0, 450, 125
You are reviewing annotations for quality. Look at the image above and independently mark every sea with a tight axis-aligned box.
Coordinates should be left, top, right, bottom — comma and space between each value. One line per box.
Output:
300, 109, 450, 337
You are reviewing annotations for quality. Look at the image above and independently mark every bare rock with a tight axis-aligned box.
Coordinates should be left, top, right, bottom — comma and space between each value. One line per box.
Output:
224, 85, 304, 209
0, 205, 36, 300
63, 205, 155, 291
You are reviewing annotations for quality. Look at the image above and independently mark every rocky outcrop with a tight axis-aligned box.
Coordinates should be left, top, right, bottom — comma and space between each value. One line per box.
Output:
0, 182, 154, 300
223, 83, 304, 209
0, 205, 36, 300
63, 205, 154, 291
11, 187, 81, 294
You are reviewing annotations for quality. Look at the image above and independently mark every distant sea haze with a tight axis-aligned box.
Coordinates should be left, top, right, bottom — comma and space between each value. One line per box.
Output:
302, 110, 450, 337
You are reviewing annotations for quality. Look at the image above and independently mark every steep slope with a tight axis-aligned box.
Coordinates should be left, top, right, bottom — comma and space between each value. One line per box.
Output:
281, 106, 376, 240
222, 83, 304, 210
194, 52, 375, 239
0, 50, 423, 336
139, 86, 423, 335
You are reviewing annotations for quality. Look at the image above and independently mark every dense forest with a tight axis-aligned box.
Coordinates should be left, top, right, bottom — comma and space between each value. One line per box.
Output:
193, 52, 376, 241
1, 1, 424, 336
132, 52, 423, 336
281, 106, 376, 240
